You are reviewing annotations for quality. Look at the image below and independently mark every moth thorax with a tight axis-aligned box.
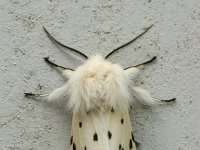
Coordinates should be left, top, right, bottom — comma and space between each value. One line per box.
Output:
69, 55, 131, 112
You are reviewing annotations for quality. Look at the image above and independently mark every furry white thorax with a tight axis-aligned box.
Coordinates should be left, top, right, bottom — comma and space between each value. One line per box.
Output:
67, 55, 132, 112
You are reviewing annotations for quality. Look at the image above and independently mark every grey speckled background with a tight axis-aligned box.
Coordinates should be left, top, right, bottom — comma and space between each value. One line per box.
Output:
0, 0, 200, 150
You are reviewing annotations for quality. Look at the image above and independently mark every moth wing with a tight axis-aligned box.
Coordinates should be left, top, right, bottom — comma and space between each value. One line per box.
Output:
70, 111, 101, 150
108, 108, 137, 150
70, 108, 136, 150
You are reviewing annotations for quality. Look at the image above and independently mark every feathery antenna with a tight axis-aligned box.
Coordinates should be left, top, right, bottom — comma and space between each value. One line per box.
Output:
105, 25, 153, 59
43, 27, 88, 60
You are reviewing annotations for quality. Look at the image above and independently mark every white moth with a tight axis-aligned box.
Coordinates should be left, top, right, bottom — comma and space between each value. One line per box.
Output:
25, 25, 176, 150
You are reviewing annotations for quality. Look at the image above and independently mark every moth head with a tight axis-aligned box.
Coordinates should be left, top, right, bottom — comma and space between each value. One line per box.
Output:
67, 55, 134, 112
42, 26, 157, 112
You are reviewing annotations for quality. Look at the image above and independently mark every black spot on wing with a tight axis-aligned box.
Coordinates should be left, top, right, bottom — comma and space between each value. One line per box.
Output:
73, 143, 76, 150
70, 136, 73, 145
119, 144, 121, 150
131, 132, 134, 141
119, 144, 124, 150
84, 146, 87, 150
107, 130, 112, 139
129, 139, 133, 149
121, 118, 124, 124
93, 133, 98, 141
79, 122, 82, 128
111, 107, 114, 113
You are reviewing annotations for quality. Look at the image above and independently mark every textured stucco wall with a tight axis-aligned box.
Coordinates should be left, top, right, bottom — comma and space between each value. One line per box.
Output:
0, 0, 200, 150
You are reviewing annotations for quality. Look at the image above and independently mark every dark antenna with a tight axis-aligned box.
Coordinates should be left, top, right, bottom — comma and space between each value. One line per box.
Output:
43, 27, 88, 60
105, 25, 153, 59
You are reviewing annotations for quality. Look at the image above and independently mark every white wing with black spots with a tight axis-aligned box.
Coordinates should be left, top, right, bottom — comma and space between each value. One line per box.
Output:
70, 106, 136, 150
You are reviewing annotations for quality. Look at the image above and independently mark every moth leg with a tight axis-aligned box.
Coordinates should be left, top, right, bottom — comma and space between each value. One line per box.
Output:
24, 93, 49, 100
24, 93, 49, 98
44, 57, 74, 77
124, 56, 156, 78
131, 87, 176, 105
124, 56, 156, 70
24, 85, 68, 106
153, 97, 176, 103
44, 57, 73, 70
134, 56, 157, 69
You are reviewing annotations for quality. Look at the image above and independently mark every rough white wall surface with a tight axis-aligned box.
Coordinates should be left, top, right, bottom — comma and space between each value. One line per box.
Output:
0, 0, 200, 150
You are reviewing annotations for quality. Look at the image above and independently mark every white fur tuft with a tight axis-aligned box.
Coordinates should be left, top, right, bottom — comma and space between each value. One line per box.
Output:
131, 87, 158, 105
67, 55, 131, 112
48, 85, 69, 106
125, 67, 140, 78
